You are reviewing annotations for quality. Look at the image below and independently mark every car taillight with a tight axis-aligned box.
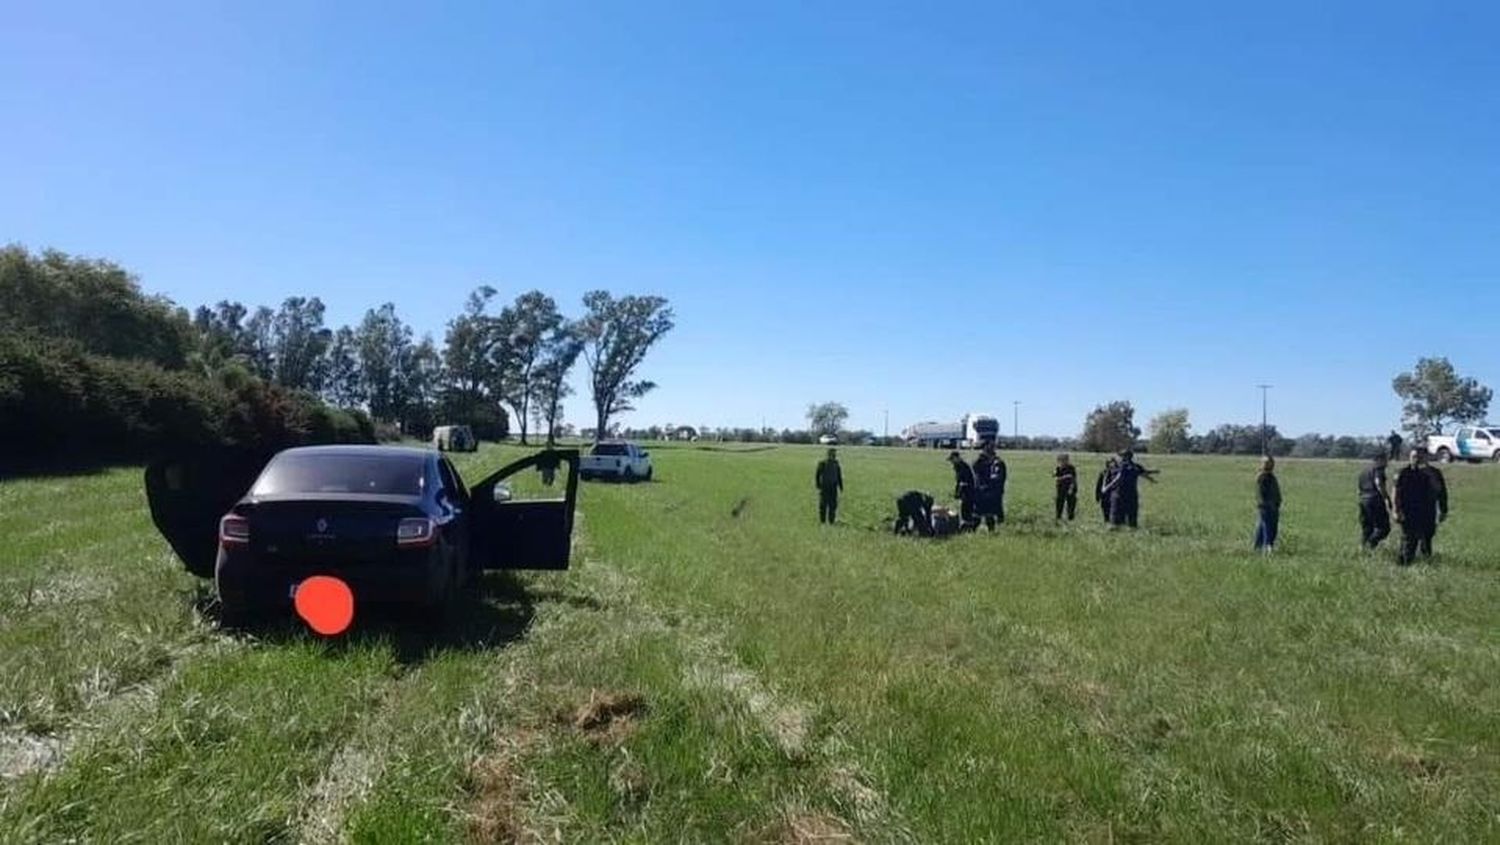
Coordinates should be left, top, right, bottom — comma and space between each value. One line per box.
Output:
396, 517, 436, 548
219, 514, 250, 546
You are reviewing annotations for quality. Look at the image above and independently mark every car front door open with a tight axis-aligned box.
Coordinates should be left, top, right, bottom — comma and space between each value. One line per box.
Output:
469, 449, 580, 571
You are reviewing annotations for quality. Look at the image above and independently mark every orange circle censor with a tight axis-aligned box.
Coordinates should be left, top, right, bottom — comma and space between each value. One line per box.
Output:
294, 575, 355, 636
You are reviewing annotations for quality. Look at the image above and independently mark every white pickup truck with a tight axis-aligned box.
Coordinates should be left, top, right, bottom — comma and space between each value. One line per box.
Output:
580, 441, 654, 482
1425, 425, 1500, 463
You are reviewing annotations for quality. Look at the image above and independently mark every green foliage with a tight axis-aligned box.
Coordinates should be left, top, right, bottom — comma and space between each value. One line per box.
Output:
1148, 408, 1192, 454
0, 332, 370, 469
578, 291, 675, 439
1081, 400, 1140, 453
1, 245, 196, 368
1392, 357, 1492, 439
806, 401, 850, 437
504, 291, 564, 444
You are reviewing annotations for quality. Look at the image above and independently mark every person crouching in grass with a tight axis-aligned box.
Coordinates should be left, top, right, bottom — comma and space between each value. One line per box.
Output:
1254, 455, 1282, 553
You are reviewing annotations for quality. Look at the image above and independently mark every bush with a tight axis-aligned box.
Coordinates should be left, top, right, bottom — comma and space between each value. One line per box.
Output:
0, 332, 372, 471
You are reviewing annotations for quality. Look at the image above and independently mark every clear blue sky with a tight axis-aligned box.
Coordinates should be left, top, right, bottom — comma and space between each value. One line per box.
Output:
4, 1, 1497, 437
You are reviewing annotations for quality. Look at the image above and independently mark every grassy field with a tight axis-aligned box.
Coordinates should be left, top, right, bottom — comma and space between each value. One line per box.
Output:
1, 444, 1497, 842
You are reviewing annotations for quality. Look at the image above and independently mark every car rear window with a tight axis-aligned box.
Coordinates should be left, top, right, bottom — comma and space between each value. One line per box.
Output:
251, 453, 426, 496
591, 443, 629, 456
1487, 428, 1500, 438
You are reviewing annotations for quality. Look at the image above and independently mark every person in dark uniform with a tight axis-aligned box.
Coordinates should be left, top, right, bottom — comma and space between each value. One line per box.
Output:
1421, 454, 1449, 557
1253, 456, 1282, 552
948, 451, 977, 530
1392, 448, 1444, 564
1094, 458, 1118, 521
814, 448, 843, 525
972, 442, 1007, 531
1053, 453, 1078, 521
1387, 430, 1403, 461
1357, 453, 1392, 549
892, 490, 934, 536
1102, 450, 1158, 529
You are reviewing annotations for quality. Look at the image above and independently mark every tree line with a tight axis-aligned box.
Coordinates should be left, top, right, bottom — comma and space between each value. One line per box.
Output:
0, 245, 673, 467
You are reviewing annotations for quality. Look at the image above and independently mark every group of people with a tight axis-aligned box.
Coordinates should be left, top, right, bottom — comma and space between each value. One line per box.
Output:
816, 441, 1455, 564
816, 442, 1165, 537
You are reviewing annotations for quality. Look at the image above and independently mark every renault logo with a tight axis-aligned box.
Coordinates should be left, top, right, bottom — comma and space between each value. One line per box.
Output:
316, 518, 329, 533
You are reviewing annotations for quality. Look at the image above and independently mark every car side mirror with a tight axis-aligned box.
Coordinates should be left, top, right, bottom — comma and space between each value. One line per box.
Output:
493, 484, 514, 503
640, 450, 650, 458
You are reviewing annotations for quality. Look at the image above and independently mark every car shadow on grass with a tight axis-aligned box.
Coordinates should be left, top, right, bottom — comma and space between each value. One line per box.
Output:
191, 573, 538, 667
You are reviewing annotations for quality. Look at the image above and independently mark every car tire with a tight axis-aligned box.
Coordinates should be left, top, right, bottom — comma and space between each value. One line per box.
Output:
218, 592, 252, 629
623, 467, 636, 483
645, 467, 654, 482
1492, 451, 1500, 464
1436, 447, 1452, 464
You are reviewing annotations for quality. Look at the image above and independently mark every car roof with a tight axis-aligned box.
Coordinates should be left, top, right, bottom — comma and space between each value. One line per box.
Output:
275, 444, 435, 461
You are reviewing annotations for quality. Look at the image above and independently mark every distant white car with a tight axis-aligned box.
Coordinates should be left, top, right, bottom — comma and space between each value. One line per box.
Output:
818, 434, 839, 445
580, 441, 654, 482
1425, 425, 1500, 463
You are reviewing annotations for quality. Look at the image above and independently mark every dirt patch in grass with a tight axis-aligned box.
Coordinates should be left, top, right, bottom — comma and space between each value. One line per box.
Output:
759, 811, 856, 844
0, 731, 64, 779
570, 690, 647, 746
468, 755, 528, 844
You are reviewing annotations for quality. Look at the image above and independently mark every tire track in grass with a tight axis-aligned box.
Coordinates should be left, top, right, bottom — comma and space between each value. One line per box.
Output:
584, 560, 915, 842
0, 635, 242, 783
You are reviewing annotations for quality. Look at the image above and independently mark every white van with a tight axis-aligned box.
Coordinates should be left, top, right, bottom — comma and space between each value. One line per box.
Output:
432, 424, 478, 453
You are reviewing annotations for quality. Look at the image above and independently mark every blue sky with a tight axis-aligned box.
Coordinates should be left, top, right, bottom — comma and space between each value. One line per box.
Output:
4, 1, 1496, 437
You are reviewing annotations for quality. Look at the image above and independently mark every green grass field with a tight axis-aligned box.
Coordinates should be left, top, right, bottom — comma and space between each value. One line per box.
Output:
1, 444, 1497, 842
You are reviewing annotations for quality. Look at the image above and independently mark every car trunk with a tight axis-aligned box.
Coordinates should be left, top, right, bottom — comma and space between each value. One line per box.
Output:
243, 497, 420, 568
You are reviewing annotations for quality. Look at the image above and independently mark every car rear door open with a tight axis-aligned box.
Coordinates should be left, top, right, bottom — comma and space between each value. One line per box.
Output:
143, 446, 274, 577
469, 449, 580, 570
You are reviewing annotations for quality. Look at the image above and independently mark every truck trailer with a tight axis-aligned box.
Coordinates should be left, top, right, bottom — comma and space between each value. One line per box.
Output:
903, 413, 999, 449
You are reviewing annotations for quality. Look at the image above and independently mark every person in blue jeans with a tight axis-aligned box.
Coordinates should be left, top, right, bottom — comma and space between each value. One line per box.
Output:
1254, 455, 1282, 552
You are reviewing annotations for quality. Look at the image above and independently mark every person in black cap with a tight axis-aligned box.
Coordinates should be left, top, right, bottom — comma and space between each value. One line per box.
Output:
1102, 449, 1158, 529
1387, 430, 1403, 461
948, 451, 977, 529
1357, 452, 1392, 549
814, 448, 843, 525
972, 442, 1007, 531
1053, 453, 1079, 521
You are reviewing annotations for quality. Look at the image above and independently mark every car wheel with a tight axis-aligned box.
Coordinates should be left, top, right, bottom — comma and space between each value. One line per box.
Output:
645, 467, 654, 482
1436, 447, 1452, 464
623, 467, 636, 483
1492, 451, 1500, 464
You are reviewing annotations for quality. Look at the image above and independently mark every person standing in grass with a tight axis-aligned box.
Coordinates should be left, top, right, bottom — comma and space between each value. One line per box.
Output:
1357, 452, 1392, 549
1420, 451, 1449, 557
1053, 453, 1079, 521
972, 441, 1007, 531
948, 450, 977, 530
1392, 447, 1444, 564
1253, 455, 1282, 552
1103, 450, 1158, 529
1094, 457, 1118, 521
814, 448, 843, 525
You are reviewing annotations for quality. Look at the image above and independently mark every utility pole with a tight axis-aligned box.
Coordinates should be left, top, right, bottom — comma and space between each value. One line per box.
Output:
1013, 401, 1021, 440
883, 409, 889, 440
1257, 384, 1272, 455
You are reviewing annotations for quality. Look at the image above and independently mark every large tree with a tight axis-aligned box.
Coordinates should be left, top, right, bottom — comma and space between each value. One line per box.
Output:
271, 296, 332, 392
532, 323, 584, 446
1147, 408, 1192, 454
806, 402, 850, 437
354, 303, 414, 423
1081, 400, 1140, 453
243, 306, 276, 380
1392, 357, 1492, 439
502, 291, 563, 445
322, 325, 364, 407
578, 291, 675, 440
